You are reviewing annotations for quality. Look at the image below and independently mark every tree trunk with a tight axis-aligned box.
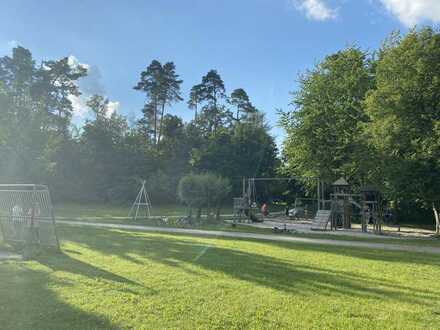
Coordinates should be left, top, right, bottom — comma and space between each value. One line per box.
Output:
188, 206, 192, 219
216, 207, 221, 221
213, 89, 217, 135
157, 102, 166, 149
433, 203, 440, 235
153, 100, 157, 146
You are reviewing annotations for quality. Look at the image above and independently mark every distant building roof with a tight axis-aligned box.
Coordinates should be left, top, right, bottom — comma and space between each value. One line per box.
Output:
333, 177, 349, 186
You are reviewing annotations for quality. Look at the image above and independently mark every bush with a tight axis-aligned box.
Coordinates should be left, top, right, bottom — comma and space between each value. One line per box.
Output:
178, 173, 231, 221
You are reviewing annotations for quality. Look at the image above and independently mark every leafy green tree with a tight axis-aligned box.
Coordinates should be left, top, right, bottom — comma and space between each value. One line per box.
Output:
281, 47, 374, 185
34, 56, 87, 132
177, 174, 206, 218
192, 70, 227, 134
205, 174, 231, 220
86, 94, 110, 120
229, 88, 256, 122
134, 60, 161, 144
191, 115, 278, 195
178, 173, 231, 220
188, 83, 204, 120
134, 60, 182, 147
157, 62, 183, 145
0, 46, 35, 101
364, 28, 440, 228
79, 95, 129, 200
0, 46, 86, 183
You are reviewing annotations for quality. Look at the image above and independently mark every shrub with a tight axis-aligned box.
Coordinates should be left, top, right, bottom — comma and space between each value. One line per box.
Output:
178, 173, 231, 220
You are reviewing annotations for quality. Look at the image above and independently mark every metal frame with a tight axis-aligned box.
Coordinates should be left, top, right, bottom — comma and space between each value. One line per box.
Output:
233, 176, 324, 224
0, 184, 60, 250
129, 180, 152, 220
243, 176, 324, 212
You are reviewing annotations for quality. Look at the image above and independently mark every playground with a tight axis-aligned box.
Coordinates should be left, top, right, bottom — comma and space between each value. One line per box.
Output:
1, 183, 440, 329
231, 176, 440, 238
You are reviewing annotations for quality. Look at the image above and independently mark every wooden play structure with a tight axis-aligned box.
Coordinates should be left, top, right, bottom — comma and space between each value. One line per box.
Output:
233, 176, 384, 235
311, 178, 384, 234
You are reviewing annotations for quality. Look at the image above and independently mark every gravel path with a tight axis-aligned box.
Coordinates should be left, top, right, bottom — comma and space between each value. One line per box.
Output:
58, 220, 440, 255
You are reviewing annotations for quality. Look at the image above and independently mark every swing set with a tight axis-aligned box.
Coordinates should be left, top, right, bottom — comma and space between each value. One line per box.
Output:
233, 176, 325, 223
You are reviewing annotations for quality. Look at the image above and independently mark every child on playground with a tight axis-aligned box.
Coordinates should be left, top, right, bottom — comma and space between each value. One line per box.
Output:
261, 203, 269, 216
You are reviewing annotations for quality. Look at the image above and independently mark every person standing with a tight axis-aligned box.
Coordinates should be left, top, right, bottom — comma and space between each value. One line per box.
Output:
261, 203, 269, 216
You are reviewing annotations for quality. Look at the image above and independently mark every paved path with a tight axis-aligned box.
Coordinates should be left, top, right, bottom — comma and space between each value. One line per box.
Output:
0, 251, 22, 261
58, 220, 440, 255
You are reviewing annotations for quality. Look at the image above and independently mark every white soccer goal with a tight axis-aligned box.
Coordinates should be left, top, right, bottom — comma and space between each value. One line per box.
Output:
0, 184, 60, 249
128, 180, 152, 220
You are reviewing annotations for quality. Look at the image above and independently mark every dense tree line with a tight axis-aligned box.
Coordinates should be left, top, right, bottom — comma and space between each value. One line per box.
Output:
3, 28, 439, 227
281, 28, 440, 226
0, 46, 278, 204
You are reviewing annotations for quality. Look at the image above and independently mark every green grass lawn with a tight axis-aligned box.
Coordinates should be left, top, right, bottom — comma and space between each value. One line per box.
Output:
54, 202, 190, 218
1, 225, 440, 329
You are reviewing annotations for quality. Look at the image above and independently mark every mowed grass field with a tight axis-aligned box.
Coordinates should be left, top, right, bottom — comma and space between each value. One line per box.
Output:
54, 203, 233, 219
1, 225, 440, 329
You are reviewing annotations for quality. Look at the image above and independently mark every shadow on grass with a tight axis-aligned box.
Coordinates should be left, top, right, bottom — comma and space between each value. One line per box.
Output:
0, 261, 120, 330
34, 251, 143, 288
57, 226, 440, 309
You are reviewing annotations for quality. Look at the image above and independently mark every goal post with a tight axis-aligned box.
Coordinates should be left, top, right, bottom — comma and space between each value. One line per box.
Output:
0, 184, 60, 250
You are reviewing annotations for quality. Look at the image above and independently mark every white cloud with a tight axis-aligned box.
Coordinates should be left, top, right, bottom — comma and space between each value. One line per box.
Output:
78, 65, 105, 96
294, 0, 337, 21
67, 55, 90, 70
378, 0, 440, 26
66, 56, 120, 121
69, 95, 120, 119
68, 94, 89, 119
0, 40, 19, 54
107, 101, 120, 118
7, 40, 18, 49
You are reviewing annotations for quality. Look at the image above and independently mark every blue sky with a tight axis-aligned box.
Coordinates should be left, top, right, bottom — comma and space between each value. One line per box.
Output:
1, 0, 440, 146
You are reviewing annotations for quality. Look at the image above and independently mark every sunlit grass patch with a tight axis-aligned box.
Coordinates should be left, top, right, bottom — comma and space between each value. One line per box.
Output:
1, 225, 440, 329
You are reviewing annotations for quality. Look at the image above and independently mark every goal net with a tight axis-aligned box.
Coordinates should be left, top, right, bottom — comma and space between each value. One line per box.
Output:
0, 184, 60, 249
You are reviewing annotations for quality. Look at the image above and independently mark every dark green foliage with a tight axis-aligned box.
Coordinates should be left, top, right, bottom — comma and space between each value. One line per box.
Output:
192, 119, 278, 192
0, 46, 86, 184
229, 88, 257, 122
0, 47, 278, 207
190, 70, 228, 134
134, 60, 183, 147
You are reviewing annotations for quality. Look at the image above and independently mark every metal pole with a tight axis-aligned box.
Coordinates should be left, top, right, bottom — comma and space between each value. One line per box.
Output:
242, 177, 245, 198
317, 178, 320, 211
47, 187, 61, 251
129, 186, 142, 218
248, 179, 251, 207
